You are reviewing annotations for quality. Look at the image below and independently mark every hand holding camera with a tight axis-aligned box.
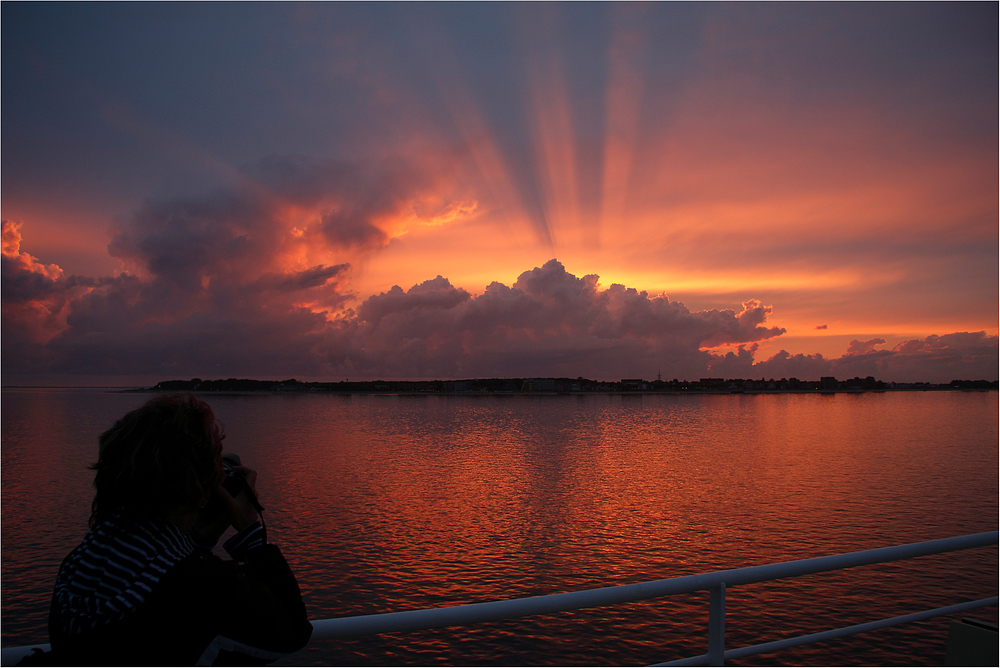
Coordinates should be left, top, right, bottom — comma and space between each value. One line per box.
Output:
191, 453, 264, 544
222, 454, 265, 511
219, 453, 264, 531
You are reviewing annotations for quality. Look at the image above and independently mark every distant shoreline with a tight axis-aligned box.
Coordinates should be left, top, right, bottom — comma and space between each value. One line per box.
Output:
4, 378, 997, 394
116, 376, 998, 395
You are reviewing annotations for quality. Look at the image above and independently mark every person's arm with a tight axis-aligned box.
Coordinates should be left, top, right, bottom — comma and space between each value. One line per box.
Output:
210, 542, 313, 659
187, 466, 312, 663
190, 466, 261, 549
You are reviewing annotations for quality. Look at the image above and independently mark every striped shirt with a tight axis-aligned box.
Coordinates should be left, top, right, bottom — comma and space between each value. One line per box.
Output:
53, 516, 196, 638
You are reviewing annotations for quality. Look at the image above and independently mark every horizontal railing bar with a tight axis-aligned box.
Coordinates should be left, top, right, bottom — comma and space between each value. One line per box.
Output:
310, 531, 997, 640
1, 644, 49, 665
656, 652, 710, 667
653, 596, 1000, 666
723, 596, 999, 661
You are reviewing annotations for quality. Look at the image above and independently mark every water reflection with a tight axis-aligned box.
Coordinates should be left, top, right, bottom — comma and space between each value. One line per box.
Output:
3, 390, 997, 665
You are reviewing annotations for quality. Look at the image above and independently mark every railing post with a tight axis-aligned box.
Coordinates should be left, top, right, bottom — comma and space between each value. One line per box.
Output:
708, 582, 726, 666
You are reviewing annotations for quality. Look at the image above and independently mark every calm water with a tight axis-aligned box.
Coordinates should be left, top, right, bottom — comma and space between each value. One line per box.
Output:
2, 388, 997, 665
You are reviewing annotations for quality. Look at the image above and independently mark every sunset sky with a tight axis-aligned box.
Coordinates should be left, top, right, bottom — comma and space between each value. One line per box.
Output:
3, 2, 997, 385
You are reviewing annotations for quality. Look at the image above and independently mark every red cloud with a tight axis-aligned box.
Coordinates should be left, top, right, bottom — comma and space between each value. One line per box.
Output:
3, 219, 996, 385
2, 220, 98, 347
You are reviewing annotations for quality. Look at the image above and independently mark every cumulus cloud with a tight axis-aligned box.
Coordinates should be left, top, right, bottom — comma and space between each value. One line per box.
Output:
846, 338, 887, 355
358, 276, 472, 326
3, 145, 478, 382
831, 332, 999, 382
713, 333, 999, 384
6, 153, 473, 378
404, 264, 782, 377
3, 159, 373, 379
2, 220, 109, 349
750, 350, 834, 380
3, 222, 790, 381
342, 260, 792, 380
3, 214, 997, 385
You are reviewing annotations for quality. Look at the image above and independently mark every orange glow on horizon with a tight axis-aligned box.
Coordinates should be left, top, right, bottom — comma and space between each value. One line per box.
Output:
3, 3, 995, 384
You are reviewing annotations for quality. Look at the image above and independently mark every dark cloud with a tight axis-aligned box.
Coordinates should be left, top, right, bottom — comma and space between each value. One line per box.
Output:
72, 153, 467, 367
105, 153, 460, 291
846, 338, 887, 355
349, 260, 788, 380
108, 191, 274, 289
261, 264, 349, 292
358, 276, 472, 326
3, 159, 368, 379
747, 350, 834, 381
3, 226, 997, 384
711, 333, 999, 384
319, 210, 389, 250
831, 332, 999, 383
4, 149, 476, 382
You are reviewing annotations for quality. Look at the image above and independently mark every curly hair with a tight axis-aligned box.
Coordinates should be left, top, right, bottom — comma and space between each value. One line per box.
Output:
90, 394, 224, 528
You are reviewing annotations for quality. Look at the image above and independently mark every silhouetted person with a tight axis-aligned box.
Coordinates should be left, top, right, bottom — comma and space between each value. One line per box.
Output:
38, 394, 312, 665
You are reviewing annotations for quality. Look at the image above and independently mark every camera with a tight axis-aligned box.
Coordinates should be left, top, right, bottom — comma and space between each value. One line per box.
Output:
221, 453, 246, 497
221, 453, 265, 512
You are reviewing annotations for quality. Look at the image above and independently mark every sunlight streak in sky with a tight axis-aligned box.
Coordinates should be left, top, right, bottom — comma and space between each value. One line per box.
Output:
2, 2, 996, 384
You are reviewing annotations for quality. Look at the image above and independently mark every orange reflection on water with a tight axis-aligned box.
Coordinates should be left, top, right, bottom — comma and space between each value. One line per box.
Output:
4, 390, 996, 664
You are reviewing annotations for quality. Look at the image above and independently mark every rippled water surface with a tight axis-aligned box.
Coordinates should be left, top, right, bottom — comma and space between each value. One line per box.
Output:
2, 388, 996, 665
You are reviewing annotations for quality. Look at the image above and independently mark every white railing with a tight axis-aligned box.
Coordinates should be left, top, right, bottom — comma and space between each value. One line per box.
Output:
3, 531, 996, 666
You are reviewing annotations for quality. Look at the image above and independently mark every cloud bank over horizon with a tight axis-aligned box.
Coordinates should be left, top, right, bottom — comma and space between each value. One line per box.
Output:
4, 215, 996, 386
3, 4, 996, 386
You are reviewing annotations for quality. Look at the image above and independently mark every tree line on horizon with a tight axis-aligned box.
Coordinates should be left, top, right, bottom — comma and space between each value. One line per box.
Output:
145, 376, 998, 394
